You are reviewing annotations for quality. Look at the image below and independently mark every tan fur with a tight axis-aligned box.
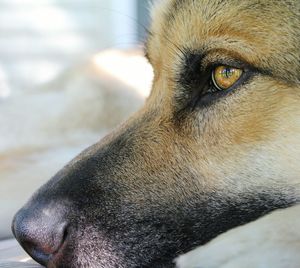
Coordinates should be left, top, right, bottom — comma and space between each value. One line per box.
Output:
140, 0, 300, 196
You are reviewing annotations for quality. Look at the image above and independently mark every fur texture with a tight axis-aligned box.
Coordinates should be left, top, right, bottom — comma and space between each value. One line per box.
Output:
12, 0, 300, 267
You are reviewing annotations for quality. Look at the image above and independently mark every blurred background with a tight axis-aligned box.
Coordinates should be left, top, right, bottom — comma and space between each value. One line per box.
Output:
0, 0, 153, 241
0, 0, 151, 96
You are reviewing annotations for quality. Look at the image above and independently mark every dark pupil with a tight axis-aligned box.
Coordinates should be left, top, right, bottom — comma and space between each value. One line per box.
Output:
221, 68, 234, 78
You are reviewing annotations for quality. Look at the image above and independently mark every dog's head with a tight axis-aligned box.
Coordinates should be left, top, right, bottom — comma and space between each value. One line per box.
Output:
12, 0, 300, 267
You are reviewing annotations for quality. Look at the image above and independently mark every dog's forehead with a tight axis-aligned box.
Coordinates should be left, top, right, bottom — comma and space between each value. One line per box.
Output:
149, 0, 300, 83
152, 0, 299, 34
157, 0, 296, 20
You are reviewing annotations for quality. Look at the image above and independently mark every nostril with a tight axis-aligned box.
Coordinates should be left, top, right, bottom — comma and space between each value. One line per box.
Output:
51, 223, 69, 255
62, 225, 69, 245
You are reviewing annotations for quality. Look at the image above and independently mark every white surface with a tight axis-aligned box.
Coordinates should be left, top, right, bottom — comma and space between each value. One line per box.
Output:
0, 239, 39, 267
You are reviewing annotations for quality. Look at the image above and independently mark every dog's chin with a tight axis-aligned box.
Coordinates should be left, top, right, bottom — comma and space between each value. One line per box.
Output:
47, 252, 117, 268
40, 238, 124, 268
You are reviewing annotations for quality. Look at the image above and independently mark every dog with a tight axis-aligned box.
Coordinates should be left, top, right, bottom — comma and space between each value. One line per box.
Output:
12, 0, 300, 267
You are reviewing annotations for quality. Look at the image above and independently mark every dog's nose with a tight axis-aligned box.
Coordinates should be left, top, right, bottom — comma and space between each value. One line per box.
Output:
12, 206, 68, 266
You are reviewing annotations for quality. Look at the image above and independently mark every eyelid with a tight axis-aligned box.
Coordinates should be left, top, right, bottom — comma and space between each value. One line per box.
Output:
203, 58, 249, 74
199, 48, 252, 70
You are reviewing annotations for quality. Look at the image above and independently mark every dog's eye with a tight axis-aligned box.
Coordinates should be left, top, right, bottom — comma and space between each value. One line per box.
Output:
212, 66, 243, 90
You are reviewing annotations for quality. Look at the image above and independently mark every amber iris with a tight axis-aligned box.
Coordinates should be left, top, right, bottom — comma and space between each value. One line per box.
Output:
212, 66, 243, 90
